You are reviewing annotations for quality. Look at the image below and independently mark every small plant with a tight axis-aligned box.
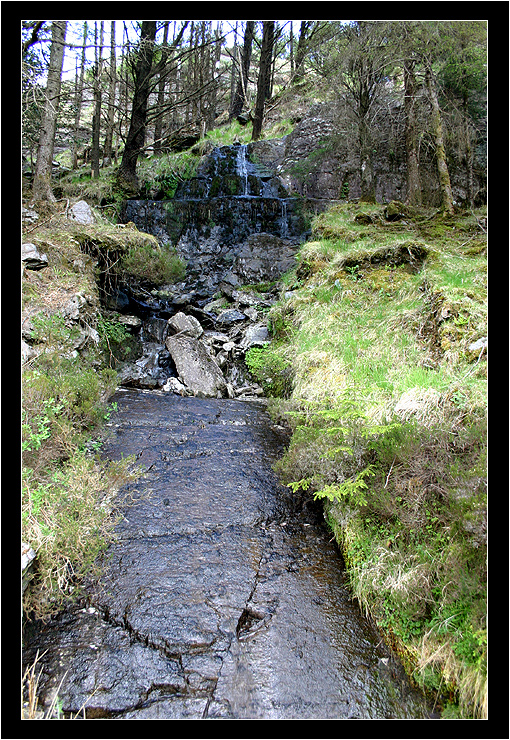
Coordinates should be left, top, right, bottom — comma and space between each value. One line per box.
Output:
245, 346, 294, 398
22, 398, 65, 452
345, 264, 360, 281
313, 465, 376, 507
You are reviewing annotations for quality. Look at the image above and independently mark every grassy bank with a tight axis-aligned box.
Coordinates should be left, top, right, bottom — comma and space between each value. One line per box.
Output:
262, 201, 487, 717
21, 201, 187, 618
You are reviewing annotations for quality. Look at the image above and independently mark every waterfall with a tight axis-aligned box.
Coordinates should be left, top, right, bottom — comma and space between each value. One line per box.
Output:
236, 144, 249, 196
280, 200, 289, 238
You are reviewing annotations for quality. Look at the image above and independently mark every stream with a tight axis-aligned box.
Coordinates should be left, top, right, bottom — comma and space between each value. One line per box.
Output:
23, 142, 434, 719
23, 389, 432, 719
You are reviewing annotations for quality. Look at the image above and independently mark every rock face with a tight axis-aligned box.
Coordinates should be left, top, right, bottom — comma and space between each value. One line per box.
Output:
165, 334, 227, 398
276, 101, 486, 207
120, 143, 309, 295
233, 233, 299, 284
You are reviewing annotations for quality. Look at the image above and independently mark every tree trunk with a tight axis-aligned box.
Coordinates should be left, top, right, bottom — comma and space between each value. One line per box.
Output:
358, 115, 376, 203
403, 59, 422, 206
153, 22, 170, 155
33, 21, 67, 202
103, 21, 117, 167
425, 64, 455, 215
91, 22, 104, 178
71, 22, 87, 170
463, 99, 475, 209
358, 77, 376, 203
293, 21, 312, 85
116, 21, 157, 195
230, 21, 254, 120
252, 22, 275, 141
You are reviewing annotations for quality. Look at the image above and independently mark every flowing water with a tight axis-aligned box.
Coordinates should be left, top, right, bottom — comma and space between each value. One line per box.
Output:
23, 390, 432, 719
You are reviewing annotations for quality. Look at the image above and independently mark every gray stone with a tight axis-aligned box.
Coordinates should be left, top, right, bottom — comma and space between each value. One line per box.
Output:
22, 339, 36, 363
22, 207, 39, 225
68, 200, 95, 225
240, 323, 270, 349
468, 337, 487, 353
216, 309, 246, 325
117, 315, 143, 332
22, 243, 48, 270
167, 312, 203, 339
243, 307, 259, 321
165, 335, 227, 397
22, 542, 37, 593
162, 377, 189, 395
61, 293, 88, 322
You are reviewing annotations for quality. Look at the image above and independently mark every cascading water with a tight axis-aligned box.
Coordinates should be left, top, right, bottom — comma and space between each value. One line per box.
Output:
236, 143, 249, 196
120, 143, 309, 297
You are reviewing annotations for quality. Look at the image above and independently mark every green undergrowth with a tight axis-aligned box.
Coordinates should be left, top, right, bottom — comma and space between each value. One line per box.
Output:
267, 201, 487, 718
21, 204, 159, 618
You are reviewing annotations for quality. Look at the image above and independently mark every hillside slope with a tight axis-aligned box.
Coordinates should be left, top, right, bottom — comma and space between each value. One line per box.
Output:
260, 200, 487, 718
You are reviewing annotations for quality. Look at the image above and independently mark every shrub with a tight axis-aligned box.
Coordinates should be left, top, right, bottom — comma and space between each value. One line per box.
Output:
121, 241, 186, 284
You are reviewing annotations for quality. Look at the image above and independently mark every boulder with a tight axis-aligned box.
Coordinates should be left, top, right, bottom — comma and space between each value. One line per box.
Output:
162, 377, 189, 395
68, 200, 95, 225
22, 243, 48, 270
165, 334, 227, 397
240, 323, 270, 349
384, 200, 406, 221
167, 311, 203, 339
216, 308, 247, 325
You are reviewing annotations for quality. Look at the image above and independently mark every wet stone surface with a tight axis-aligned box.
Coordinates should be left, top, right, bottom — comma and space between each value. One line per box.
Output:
23, 389, 431, 719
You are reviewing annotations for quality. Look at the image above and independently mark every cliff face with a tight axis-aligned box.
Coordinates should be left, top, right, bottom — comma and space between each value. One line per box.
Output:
254, 102, 486, 208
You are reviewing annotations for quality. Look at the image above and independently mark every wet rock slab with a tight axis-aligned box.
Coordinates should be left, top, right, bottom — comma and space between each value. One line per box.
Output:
23, 390, 431, 719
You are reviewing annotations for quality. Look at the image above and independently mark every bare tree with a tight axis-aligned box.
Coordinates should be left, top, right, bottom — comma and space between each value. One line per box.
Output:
22, 21, 45, 58
230, 21, 255, 120
71, 22, 87, 170
32, 21, 67, 201
153, 21, 170, 155
116, 21, 157, 194
91, 21, 104, 178
252, 21, 275, 141
103, 21, 117, 167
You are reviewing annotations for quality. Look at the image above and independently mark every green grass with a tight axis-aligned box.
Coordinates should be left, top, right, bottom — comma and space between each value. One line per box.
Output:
270, 201, 487, 718
22, 205, 147, 618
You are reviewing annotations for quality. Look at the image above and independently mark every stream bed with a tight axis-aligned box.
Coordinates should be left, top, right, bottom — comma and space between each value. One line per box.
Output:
23, 388, 433, 719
